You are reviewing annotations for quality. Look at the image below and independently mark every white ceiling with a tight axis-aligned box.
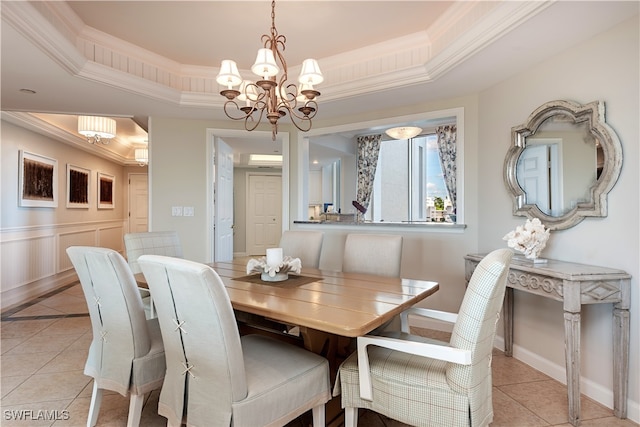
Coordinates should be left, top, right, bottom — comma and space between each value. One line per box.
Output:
1, 1, 637, 166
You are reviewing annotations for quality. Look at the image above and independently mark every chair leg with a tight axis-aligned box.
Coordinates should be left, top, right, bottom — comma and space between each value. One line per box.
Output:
345, 407, 358, 427
312, 404, 325, 427
87, 381, 103, 427
126, 393, 145, 427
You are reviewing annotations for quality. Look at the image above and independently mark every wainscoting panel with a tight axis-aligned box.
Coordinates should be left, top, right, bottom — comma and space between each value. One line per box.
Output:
1, 234, 55, 292
1, 220, 126, 310
57, 229, 97, 272
97, 225, 124, 252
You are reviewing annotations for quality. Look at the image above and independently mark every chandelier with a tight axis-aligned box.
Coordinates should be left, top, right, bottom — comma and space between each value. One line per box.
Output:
215, 0, 324, 140
77, 116, 116, 144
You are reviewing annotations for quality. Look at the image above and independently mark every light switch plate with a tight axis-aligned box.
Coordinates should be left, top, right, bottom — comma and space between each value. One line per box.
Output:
183, 206, 194, 217
172, 206, 183, 216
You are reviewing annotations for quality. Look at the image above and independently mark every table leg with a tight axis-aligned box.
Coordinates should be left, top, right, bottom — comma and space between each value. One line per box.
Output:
613, 307, 629, 419
503, 287, 514, 357
564, 311, 581, 426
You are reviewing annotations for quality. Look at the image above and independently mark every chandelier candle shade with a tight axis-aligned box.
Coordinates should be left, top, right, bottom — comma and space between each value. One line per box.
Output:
77, 116, 116, 144
216, 0, 323, 140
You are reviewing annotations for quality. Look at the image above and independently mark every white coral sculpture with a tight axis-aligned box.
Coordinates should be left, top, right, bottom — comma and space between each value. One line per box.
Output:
503, 218, 550, 260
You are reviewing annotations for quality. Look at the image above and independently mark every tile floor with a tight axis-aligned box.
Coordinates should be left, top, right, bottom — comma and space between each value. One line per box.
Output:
1, 283, 637, 427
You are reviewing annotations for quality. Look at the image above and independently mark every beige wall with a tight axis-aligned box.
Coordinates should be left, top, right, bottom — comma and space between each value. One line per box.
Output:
477, 16, 638, 414
0, 121, 145, 307
1, 121, 128, 228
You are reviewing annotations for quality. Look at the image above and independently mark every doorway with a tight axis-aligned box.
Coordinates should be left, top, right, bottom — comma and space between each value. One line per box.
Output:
128, 173, 148, 233
206, 129, 290, 263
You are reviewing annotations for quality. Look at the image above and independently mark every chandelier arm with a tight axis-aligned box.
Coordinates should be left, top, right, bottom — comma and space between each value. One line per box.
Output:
288, 115, 313, 133
222, 99, 266, 124
216, 0, 321, 138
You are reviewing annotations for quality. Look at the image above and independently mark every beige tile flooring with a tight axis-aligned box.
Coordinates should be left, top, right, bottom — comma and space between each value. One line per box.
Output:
1, 283, 637, 427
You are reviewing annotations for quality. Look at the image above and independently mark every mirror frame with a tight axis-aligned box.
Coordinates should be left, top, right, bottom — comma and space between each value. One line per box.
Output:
504, 100, 622, 231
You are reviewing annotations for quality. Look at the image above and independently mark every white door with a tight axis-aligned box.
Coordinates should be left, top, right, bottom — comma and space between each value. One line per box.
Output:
517, 144, 550, 214
215, 138, 234, 261
247, 174, 282, 256
128, 173, 148, 233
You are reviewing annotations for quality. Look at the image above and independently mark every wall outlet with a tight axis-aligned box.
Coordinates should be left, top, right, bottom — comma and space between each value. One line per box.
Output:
183, 206, 194, 217
172, 206, 183, 216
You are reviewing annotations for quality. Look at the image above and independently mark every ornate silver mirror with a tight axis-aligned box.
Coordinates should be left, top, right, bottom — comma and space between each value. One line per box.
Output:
504, 100, 622, 230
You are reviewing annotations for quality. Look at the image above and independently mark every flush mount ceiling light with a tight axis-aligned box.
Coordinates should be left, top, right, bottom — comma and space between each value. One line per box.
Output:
248, 154, 283, 167
135, 148, 148, 166
77, 116, 116, 144
385, 126, 422, 140
216, 0, 323, 141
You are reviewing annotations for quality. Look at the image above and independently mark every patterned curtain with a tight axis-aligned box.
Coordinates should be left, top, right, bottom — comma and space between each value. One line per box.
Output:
356, 134, 383, 220
436, 125, 457, 212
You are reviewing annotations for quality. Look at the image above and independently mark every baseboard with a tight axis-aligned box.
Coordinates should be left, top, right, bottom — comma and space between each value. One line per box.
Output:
409, 313, 455, 333
1, 271, 78, 312
493, 335, 639, 424
410, 319, 638, 423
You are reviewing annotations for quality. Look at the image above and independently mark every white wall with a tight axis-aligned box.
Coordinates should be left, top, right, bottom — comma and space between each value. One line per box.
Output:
477, 16, 639, 418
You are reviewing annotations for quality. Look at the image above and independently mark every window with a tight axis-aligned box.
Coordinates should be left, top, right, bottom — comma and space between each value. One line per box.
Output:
304, 107, 463, 227
366, 131, 455, 223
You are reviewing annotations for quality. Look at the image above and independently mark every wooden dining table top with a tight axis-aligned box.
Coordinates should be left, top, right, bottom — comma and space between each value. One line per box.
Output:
150, 259, 439, 338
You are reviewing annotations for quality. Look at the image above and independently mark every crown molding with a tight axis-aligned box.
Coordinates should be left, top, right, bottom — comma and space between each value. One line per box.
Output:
2, 112, 130, 165
3, 1, 552, 110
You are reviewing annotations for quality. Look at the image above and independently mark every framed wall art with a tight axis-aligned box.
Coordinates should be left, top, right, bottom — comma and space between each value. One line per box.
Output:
18, 150, 58, 208
67, 164, 90, 208
97, 172, 115, 209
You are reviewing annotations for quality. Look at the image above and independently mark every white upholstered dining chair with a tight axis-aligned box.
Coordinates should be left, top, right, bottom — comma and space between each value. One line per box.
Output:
124, 231, 183, 318
279, 230, 324, 268
138, 255, 331, 427
342, 233, 403, 277
333, 248, 513, 427
66, 246, 165, 427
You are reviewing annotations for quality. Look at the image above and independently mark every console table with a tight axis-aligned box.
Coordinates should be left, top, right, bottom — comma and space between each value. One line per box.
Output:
464, 254, 630, 426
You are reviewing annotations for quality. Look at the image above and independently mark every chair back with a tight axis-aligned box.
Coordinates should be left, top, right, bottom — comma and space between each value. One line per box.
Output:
138, 255, 247, 426
279, 230, 324, 268
124, 231, 183, 274
447, 248, 513, 425
343, 233, 402, 277
66, 246, 152, 395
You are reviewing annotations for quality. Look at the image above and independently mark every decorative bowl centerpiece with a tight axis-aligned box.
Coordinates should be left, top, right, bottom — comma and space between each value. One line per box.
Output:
246, 248, 302, 282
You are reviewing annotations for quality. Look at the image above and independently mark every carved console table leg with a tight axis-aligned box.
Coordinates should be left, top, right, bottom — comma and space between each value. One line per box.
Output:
613, 306, 629, 418
564, 311, 581, 426
503, 287, 514, 357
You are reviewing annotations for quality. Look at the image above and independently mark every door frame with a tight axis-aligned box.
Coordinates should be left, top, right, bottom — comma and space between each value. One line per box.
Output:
205, 129, 289, 263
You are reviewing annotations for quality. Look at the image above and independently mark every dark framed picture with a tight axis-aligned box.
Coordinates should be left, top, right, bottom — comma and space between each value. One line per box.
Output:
97, 172, 115, 209
67, 164, 90, 208
18, 150, 58, 207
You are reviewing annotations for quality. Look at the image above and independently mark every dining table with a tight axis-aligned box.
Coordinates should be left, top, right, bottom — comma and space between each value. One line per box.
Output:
136, 258, 439, 424
136, 258, 439, 359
